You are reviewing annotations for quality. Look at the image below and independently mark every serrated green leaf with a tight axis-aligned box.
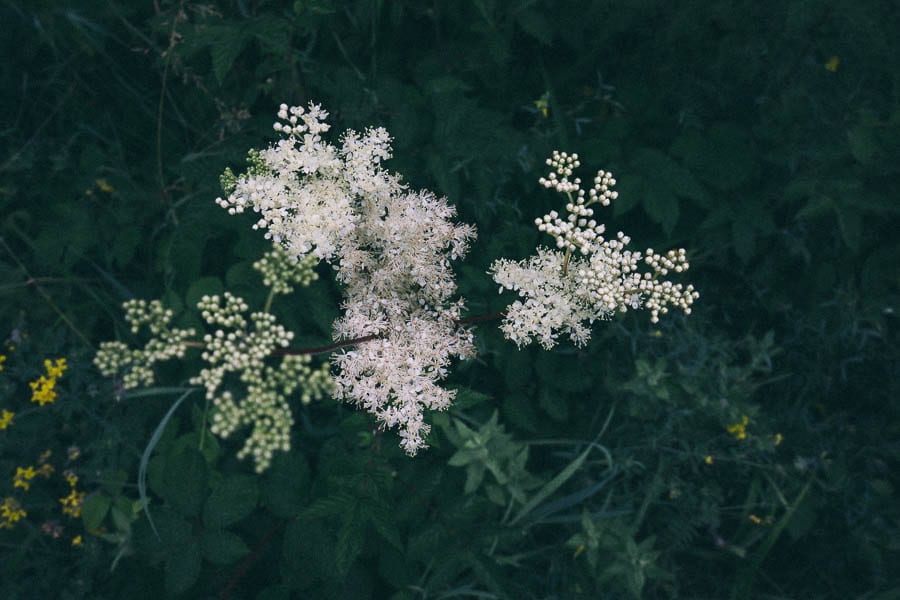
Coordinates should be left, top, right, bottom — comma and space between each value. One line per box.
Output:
162, 448, 208, 517
297, 491, 355, 520
165, 541, 201, 595
847, 125, 877, 165
203, 474, 259, 529
81, 492, 112, 531
335, 507, 364, 575
538, 388, 569, 421
261, 451, 311, 518
201, 529, 250, 564
644, 190, 680, 234
185, 276, 225, 308
515, 8, 553, 44
210, 29, 246, 85
835, 206, 862, 253
256, 585, 291, 600
100, 469, 129, 496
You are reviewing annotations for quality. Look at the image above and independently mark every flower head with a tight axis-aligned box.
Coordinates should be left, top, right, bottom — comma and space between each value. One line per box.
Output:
492, 151, 698, 348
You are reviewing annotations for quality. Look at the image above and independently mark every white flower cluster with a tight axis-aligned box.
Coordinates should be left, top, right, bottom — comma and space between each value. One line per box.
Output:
95, 244, 332, 472
192, 293, 331, 472
491, 151, 699, 349
253, 245, 319, 295
94, 299, 195, 389
218, 103, 477, 455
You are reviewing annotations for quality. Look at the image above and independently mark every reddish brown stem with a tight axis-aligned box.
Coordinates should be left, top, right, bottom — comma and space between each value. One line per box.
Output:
184, 311, 506, 358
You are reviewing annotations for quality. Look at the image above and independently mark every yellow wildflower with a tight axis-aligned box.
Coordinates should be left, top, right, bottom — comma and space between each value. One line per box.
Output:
748, 514, 762, 525
14, 466, 36, 491
60, 488, 85, 518
45, 358, 67, 379
72, 535, 83, 547
36, 463, 55, 479
824, 56, 840, 72
1, 497, 27, 528
727, 415, 749, 440
63, 470, 78, 487
0, 409, 13, 430
0, 354, 6, 371
29, 358, 67, 406
533, 92, 550, 118
96, 179, 114, 193
704, 455, 714, 465
773, 433, 783, 446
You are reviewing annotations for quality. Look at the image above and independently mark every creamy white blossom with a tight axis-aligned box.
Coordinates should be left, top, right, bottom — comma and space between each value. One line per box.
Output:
218, 103, 477, 455
491, 151, 698, 348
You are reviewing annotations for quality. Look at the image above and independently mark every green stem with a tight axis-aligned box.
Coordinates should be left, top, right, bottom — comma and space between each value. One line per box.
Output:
263, 289, 276, 314
0, 237, 93, 349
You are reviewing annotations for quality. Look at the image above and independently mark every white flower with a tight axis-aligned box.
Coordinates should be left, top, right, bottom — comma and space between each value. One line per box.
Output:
491, 151, 698, 347
219, 103, 477, 455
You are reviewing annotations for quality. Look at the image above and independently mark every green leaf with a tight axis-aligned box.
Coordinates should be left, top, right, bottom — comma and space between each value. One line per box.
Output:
203, 474, 259, 529
81, 492, 112, 531
510, 441, 596, 526
100, 469, 129, 496
335, 507, 364, 575
185, 276, 225, 308
165, 541, 201, 595
847, 125, 877, 165
538, 388, 569, 421
515, 8, 553, 44
297, 491, 355, 520
261, 451, 311, 518
162, 447, 208, 517
256, 586, 291, 600
201, 529, 250, 564
210, 28, 246, 85
835, 205, 862, 253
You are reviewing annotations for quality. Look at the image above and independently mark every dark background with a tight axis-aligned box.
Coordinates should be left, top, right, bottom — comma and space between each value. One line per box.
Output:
1, 1, 898, 598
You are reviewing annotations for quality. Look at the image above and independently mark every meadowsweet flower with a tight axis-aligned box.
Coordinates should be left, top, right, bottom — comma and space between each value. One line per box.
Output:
193, 292, 332, 472
218, 103, 477, 455
95, 300, 195, 389
491, 151, 698, 348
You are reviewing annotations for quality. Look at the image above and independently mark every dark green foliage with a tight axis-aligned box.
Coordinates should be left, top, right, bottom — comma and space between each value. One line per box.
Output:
1, 0, 898, 598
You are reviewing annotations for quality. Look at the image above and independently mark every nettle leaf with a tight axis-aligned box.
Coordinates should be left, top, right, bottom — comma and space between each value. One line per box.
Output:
261, 450, 311, 518
165, 541, 202, 595
538, 387, 569, 422
847, 125, 878, 165
208, 26, 248, 85
185, 276, 225, 308
514, 8, 553, 44
81, 492, 112, 531
203, 474, 259, 529
671, 124, 756, 192
162, 448, 208, 517
335, 505, 364, 576
256, 586, 291, 600
131, 508, 193, 559
200, 529, 250, 564
835, 205, 862, 253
